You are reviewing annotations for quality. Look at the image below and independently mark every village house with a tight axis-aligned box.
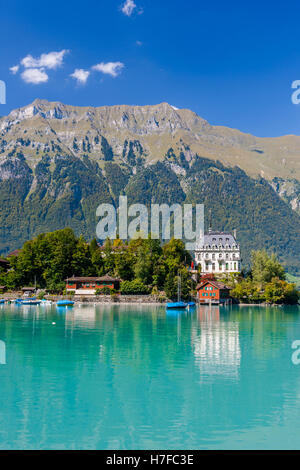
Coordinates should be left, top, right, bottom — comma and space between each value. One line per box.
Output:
196, 279, 232, 304
22, 287, 36, 297
195, 229, 241, 275
66, 275, 121, 296
0, 258, 10, 272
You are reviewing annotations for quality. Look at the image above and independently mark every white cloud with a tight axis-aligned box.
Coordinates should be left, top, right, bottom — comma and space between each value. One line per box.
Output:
21, 68, 49, 84
92, 61, 124, 77
10, 65, 19, 74
136, 40, 143, 46
70, 68, 90, 84
21, 50, 68, 70
121, 0, 136, 16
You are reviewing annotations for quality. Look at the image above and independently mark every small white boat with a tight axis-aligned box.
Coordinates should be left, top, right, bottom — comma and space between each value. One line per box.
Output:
40, 299, 52, 306
21, 299, 41, 306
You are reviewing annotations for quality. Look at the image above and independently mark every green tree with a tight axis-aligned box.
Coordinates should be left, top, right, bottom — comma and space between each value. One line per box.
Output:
231, 279, 263, 303
71, 235, 94, 276
91, 248, 105, 276
265, 278, 299, 304
164, 268, 193, 301
114, 249, 134, 280
162, 238, 191, 273
89, 238, 99, 254
102, 238, 115, 274
251, 250, 286, 285
120, 279, 150, 295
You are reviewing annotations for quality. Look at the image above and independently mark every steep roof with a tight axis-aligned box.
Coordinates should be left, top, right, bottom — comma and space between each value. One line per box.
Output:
196, 280, 231, 290
66, 275, 121, 282
197, 231, 238, 248
0, 258, 9, 265
7, 249, 21, 258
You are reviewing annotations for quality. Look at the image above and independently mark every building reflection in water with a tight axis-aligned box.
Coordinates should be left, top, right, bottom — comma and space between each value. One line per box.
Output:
65, 305, 97, 330
192, 306, 241, 379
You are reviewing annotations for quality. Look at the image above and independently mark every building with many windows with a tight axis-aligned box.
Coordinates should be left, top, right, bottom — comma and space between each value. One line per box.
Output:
196, 280, 232, 304
194, 230, 241, 274
66, 275, 121, 296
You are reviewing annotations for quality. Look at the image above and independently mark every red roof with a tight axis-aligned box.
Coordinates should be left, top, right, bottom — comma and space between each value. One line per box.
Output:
66, 275, 121, 282
7, 249, 21, 258
196, 280, 231, 291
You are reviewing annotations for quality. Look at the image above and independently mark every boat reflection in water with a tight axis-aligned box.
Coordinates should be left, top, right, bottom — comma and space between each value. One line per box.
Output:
192, 305, 241, 379
166, 308, 189, 317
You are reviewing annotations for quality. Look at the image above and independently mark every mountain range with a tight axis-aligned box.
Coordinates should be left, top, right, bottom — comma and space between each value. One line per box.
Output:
0, 99, 300, 273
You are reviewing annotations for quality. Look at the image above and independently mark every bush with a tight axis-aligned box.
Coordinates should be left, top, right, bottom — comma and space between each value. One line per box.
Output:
110, 292, 119, 302
37, 290, 46, 300
95, 287, 115, 295
47, 282, 66, 295
231, 279, 264, 303
120, 280, 150, 295
265, 278, 299, 305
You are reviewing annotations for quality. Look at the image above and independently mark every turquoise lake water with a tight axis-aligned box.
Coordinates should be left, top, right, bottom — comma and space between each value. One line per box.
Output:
0, 303, 300, 450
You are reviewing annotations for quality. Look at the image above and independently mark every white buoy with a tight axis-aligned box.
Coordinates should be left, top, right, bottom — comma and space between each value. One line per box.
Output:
52, 322, 56, 325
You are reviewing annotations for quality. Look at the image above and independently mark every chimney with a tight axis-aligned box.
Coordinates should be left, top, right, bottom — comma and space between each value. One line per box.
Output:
233, 229, 237, 240
208, 209, 212, 233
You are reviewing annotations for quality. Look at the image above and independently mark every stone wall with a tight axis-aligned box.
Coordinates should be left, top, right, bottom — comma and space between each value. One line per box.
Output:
68, 295, 166, 304
0, 293, 168, 304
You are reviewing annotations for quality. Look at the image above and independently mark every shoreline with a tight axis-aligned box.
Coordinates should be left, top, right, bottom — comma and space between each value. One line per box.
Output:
1, 293, 298, 307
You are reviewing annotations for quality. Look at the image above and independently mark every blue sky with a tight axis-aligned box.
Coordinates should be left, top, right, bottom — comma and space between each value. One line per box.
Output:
1, 0, 300, 137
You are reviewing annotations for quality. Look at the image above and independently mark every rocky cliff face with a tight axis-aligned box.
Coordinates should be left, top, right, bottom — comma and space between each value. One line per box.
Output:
270, 178, 300, 215
1, 99, 300, 179
0, 100, 300, 273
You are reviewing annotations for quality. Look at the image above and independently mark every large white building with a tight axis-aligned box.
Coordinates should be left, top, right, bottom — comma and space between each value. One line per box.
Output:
195, 230, 241, 274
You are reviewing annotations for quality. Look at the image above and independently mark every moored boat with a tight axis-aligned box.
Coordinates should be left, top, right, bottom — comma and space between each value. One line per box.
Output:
166, 301, 188, 310
21, 299, 41, 305
40, 299, 52, 306
166, 273, 187, 310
